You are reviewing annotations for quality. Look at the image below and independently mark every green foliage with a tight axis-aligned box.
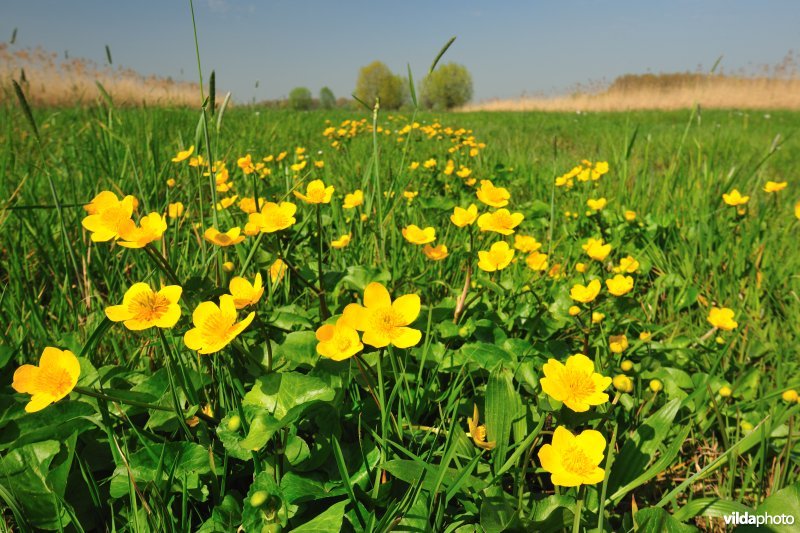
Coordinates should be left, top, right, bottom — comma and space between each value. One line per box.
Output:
288, 86, 313, 110
420, 62, 473, 109
319, 86, 336, 109
354, 60, 405, 109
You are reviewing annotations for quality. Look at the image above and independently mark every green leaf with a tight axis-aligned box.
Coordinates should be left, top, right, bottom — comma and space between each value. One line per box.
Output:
479, 485, 516, 532
382, 459, 487, 494
458, 342, 514, 370
0, 400, 96, 451
280, 471, 346, 505
243, 471, 287, 530
244, 372, 335, 419
635, 507, 697, 532
275, 331, 319, 369
197, 494, 242, 533
672, 498, 750, 522
109, 442, 212, 498
485, 364, 516, 471
292, 499, 347, 532
735, 482, 800, 533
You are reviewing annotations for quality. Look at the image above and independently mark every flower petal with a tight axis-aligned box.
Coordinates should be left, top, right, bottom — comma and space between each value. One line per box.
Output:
363, 282, 391, 309
392, 294, 420, 325
12, 365, 39, 394
391, 327, 422, 349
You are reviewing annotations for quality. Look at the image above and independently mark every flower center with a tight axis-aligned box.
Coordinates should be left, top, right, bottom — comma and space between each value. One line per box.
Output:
371, 307, 402, 337
36, 366, 74, 398
560, 370, 595, 403
561, 445, 595, 477
129, 291, 170, 321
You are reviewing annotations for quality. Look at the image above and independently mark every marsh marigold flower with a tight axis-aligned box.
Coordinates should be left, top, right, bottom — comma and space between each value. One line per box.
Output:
84, 191, 137, 215
763, 181, 787, 193
587, 198, 607, 211
514, 235, 541, 253
342, 282, 422, 348
538, 426, 606, 487
723, 189, 749, 206
12, 347, 80, 413
476, 180, 510, 208
450, 204, 478, 227
467, 404, 495, 451
707, 307, 737, 331
423, 244, 448, 261
249, 202, 297, 233
119, 213, 167, 248
331, 233, 351, 249
477, 241, 514, 272
172, 145, 194, 163
526, 251, 548, 271
477, 209, 524, 235
570, 279, 601, 303
606, 274, 634, 296
781, 389, 798, 403
204, 227, 245, 247
615, 255, 640, 274
239, 197, 266, 214
168, 202, 184, 219
613, 374, 634, 393
402, 225, 436, 244
582, 237, 611, 261
184, 295, 255, 354
294, 179, 334, 204
609, 334, 629, 353
343, 190, 364, 209
105, 283, 182, 330
795, 200, 800, 220
81, 193, 136, 242
270, 258, 287, 283
229, 273, 264, 309
624, 210, 637, 221
315, 317, 364, 361
541, 354, 611, 412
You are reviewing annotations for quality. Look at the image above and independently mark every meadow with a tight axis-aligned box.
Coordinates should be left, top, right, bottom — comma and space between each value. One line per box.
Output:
1, 97, 799, 532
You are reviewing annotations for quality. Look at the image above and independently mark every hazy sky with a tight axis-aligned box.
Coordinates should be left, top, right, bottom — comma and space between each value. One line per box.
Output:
3, 0, 799, 103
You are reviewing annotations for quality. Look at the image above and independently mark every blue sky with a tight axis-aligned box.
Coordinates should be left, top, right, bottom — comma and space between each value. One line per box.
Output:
3, 0, 798, 103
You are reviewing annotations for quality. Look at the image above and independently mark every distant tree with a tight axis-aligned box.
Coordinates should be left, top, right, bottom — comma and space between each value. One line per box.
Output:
288, 87, 313, 110
319, 86, 336, 109
354, 61, 404, 110
420, 63, 473, 110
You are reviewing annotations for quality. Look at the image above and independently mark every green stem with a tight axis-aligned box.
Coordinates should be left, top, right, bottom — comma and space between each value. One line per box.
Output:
572, 485, 585, 533
371, 348, 387, 500
315, 205, 330, 319
73, 386, 219, 425
144, 244, 182, 286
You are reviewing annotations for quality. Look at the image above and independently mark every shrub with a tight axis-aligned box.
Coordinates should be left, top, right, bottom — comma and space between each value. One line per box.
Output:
319, 86, 336, 109
354, 61, 404, 110
288, 87, 312, 110
420, 62, 473, 110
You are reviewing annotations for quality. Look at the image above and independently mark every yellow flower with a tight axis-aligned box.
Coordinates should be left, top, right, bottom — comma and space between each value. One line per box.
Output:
229, 273, 264, 309
239, 197, 266, 214
587, 198, 607, 211
606, 274, 633, 296
450, 204, 479, 227
457, 166, 472, 179
269, 259, 287, 283
795, 200, 800, 219
423, 158, 437, 169
624, 210, 637, 221
639, 331, 652, 342
649, 379, 663, 392
467, 403, 495, 450
477, 209, 524, 235
248, 202, 297, 233
12, 347, 80, 413
331, 233, 352, 249
204, 227, 245, 247
707, 307, 737, 331
222, 261, 235, 272
568, 305, 581, 316
343, 190, 364, 209
184, 295, 255, 354
422, 244, 448, 261
403, 190, 418, 201
575, 262, 587, 273
538, 426, 606, 487
477, 241, 514, 272
237, 154, 255, 174
315, 317, 364, 361
290, 161, 307, 173
166, 178, 176, 188
105, 283, 182, 330
526, 251, 548, 271
514, 235, 541, 253
570, 279, 601, 303
168, 202, 184, 219
781, 389, 798, 403
609, 334, 629, 353
540, 354, 611, 412
763, 181, 787, 193
719, 385, 732, 397
620, 360, 634, 372
118, 213, 167, 248
402, 225, 436, 245
172, 145, 194, 163
294, 179, 334, 204
409, 161, 420, 170
592, 311, 605, 324
582, 237, 611, 261
342, 282, 422, 348
613, 374, 633, 393
215, 195, 238, 211
476, 180, 510, 208
722, 189, 749, 206
314, 160, 324, 168
81, 194, 136, 242
83, 191, 137, 215
616, 255, 640, 274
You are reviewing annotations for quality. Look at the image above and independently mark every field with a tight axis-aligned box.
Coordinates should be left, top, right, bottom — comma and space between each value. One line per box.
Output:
1, 98, 799, 532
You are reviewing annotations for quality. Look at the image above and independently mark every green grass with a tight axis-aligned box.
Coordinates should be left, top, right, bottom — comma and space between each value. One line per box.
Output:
0, 101, 799, 532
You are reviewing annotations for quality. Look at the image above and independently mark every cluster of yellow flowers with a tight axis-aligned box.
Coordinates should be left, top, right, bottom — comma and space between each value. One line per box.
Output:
555, 159, 610, 188
722, 180, 799, 219
81, 191, 166, 248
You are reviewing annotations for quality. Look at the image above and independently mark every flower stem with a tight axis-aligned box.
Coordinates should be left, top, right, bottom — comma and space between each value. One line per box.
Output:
144, 244, 182, 286
316, 204, 330, 319
572, 485, 585, 533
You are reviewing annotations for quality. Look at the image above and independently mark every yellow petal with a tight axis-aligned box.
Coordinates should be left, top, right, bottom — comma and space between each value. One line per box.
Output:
12, 365, 39, 394
192, 301, 220, 325
363, 282, 391, 309
184, 328, 203, 351
391, 294, 420, 325
105, 304, 132, 322
158, 285, 183, 304
362, 329, 390, 348
391, 327, 422, 348
25, 394, 56, 413
566, 353, 594, 374
154, 304, 181, 328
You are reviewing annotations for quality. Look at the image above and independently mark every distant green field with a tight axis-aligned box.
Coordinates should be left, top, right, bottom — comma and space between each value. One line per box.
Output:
1, 103, 798, 532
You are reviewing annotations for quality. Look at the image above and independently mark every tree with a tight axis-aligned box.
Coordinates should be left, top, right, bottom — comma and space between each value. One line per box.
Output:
288, 87, 312, 110
420, 62, 473, 110
319, 86, 336, 109
354, 61, 404, 110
